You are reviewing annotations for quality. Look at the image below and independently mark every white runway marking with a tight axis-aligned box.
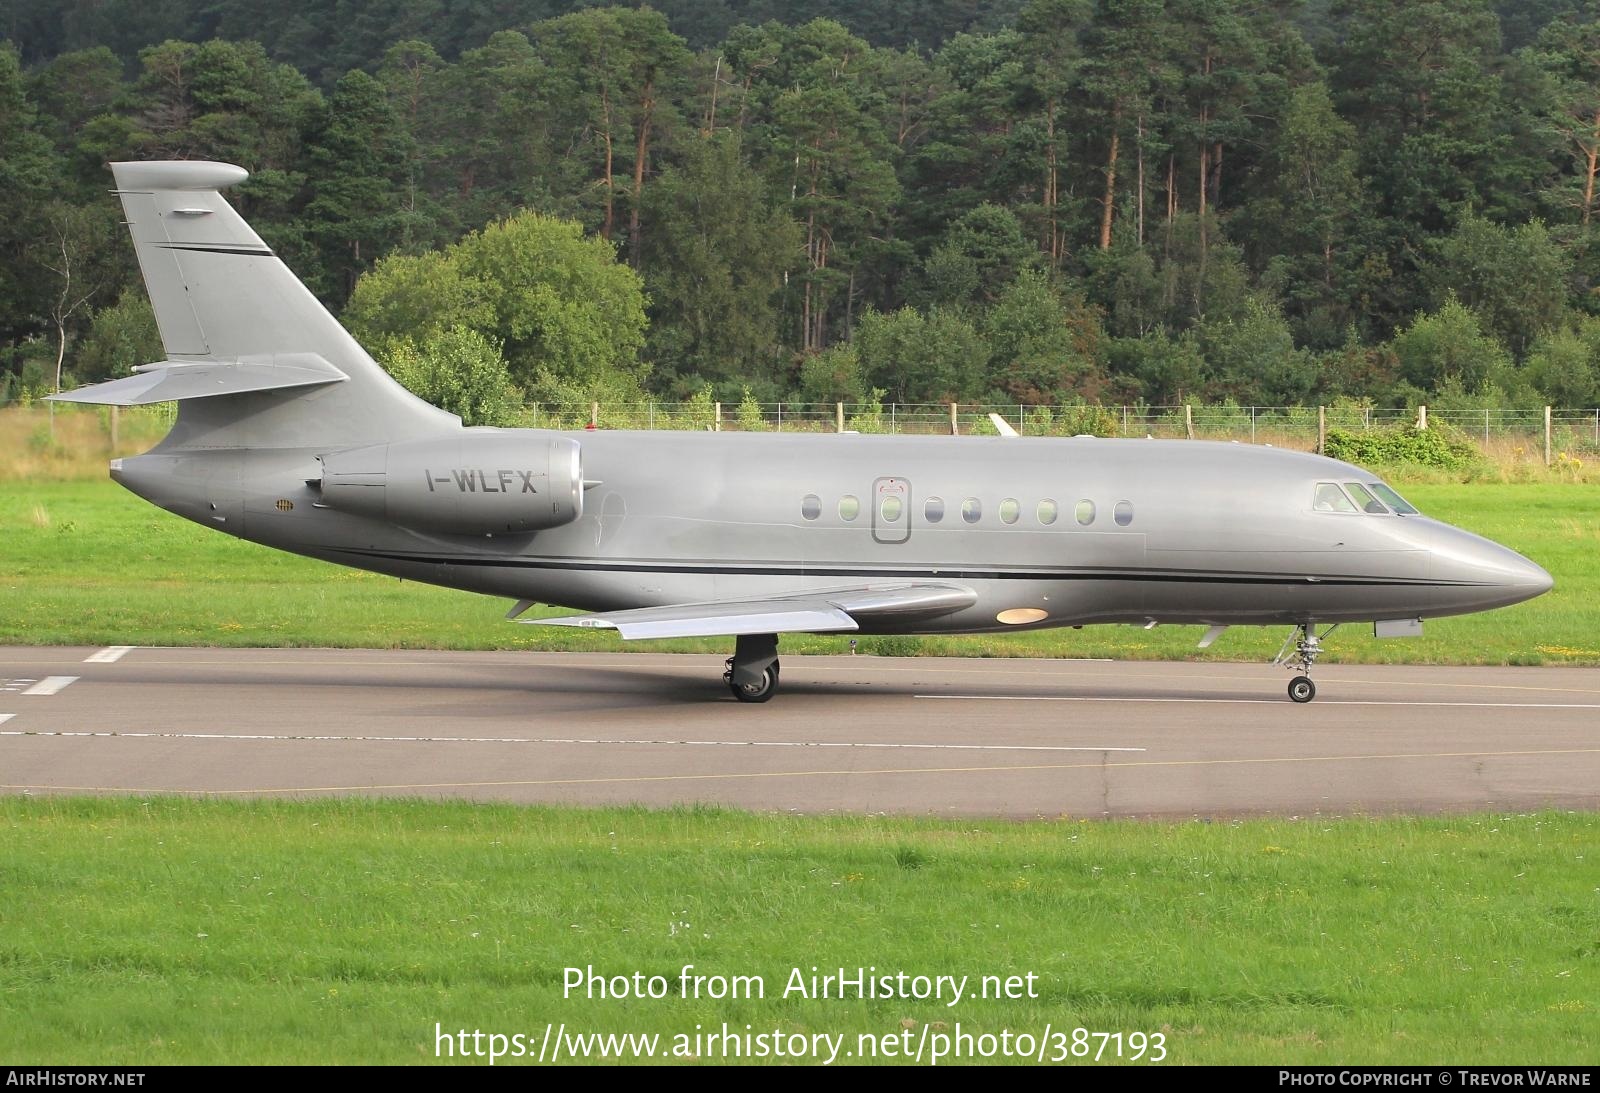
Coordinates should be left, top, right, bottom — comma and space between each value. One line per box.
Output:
0, 715, 12, 726
84, 646, 134, 663
0, 730, 1145, 752
21, 677, 78, 696
917, 694, 1600, 709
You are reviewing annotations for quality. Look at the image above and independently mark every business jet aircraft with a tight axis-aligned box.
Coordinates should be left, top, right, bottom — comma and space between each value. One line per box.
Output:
52, 161, 1553, 704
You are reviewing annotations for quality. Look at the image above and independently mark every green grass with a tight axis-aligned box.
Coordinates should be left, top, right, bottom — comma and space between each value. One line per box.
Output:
0, 797, 1594, 1065
1, 480, 1595, 664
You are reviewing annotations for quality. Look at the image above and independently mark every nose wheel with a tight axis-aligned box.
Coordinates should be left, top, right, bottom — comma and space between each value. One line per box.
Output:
1274, 622, 1336, 703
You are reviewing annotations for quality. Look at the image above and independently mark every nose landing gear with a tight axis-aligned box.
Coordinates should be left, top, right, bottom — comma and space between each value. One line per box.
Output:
1275, 622, 1337, 703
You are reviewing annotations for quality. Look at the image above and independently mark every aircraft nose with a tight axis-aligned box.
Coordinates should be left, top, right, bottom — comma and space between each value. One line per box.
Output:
1420, 520, 1552, 611
1514, 555, 1554, 596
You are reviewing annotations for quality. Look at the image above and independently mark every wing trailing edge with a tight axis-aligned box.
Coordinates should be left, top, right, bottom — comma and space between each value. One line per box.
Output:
524, 583, 977, 640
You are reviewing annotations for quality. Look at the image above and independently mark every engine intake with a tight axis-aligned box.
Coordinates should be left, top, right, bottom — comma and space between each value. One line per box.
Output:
318, 433, 582, 535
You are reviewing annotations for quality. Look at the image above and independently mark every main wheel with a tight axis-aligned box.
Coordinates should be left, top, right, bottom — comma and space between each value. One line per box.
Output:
1287, 676, 1316, 704
730, 662, 780, 703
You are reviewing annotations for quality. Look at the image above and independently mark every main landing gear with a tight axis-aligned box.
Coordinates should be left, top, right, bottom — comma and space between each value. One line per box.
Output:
1274, 622, 1338, 703
725, 632, 780, 703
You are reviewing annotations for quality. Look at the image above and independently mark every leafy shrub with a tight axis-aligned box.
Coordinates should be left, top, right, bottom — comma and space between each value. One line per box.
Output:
1322, 426, 1479, 470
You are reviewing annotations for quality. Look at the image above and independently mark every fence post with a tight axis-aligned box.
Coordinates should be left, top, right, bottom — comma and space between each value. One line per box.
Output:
1417, 404, 1427, 430
1184, 404, 1194, 440
1545, 405, 1553, 467
589, 401, 599, 429
1317, 405, 1325, 455
648, 401, 655, 430
950, 402, 959, 436
109, 406, 119, 454
836, 402, 844, 433
714, 402, 722, 432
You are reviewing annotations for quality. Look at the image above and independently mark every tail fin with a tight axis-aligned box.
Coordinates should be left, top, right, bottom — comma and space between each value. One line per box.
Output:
52, 160, 452, 448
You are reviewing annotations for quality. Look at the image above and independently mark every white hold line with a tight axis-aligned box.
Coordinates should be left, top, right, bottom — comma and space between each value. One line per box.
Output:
0, 730, 1144, 753
84, 646, 135, 663
916, 695, 1600, 709
21, 677, 78, 696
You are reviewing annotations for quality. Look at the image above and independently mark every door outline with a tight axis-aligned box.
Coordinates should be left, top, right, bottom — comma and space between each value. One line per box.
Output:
872, 477, 911, 544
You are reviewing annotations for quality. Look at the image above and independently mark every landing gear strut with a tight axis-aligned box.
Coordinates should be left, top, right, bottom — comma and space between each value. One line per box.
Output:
1274, 622, 1337, 703
725, 633, 780, 703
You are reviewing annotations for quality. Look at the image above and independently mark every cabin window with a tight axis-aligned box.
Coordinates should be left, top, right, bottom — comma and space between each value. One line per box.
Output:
925, 497, 945, 524
961, 497, 983, 524
1369, 482, 1419, 515
1037, 499, 1059, 525
801, 494, 821, 520
999, 498, 1020, 524
881, 494, 903, 522
1344, 482, 1389, 514
1075, 500, 1096, 526
1313, 482, 1358, 513
1114, 500, 1134, 526
839, 495, 860, 521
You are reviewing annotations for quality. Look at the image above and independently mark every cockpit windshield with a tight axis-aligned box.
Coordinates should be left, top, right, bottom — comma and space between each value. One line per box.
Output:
1343, 482, 1389, 514
1313, 483, 1358, 513
1367, 482, 1419, 515
1311, 480, 1422, 516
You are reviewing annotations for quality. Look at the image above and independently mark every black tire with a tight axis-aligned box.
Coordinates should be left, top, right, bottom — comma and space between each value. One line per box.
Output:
730, 663, 779, 703
1287, 676, 1316, 704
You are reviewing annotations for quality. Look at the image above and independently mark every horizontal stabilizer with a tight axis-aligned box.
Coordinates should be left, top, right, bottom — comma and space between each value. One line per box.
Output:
47, 354, 347, 406
525, 582, 976, 640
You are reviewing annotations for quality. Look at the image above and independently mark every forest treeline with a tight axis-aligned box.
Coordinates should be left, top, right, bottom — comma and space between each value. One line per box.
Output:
7, 0, 1600, 415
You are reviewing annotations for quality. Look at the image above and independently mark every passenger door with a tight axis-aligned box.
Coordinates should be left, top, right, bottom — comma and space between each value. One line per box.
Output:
872, 477, 911, 544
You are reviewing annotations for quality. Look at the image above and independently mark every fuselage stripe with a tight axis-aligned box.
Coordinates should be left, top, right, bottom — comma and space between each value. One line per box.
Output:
324, 548, 1485, 588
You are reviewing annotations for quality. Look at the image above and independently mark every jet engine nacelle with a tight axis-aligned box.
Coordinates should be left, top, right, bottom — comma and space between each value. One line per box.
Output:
318, 433, 583, 535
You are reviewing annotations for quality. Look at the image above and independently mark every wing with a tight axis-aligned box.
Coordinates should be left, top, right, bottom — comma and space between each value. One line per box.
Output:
517, 583, 976, 640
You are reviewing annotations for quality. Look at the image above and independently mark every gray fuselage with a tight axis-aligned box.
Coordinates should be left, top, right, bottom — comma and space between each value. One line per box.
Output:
112, 427, 1552, 634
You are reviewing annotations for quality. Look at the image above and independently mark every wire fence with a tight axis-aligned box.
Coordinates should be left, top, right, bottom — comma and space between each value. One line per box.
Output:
525, 401, 1600, 458
6, 399, 1600, 459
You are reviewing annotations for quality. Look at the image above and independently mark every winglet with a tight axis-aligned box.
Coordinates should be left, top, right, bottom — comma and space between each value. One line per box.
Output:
988, 413, 1020, 437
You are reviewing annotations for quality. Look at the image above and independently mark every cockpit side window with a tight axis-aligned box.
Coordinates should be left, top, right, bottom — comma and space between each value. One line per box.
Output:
1343, 482, 1389, 514
1368, 482, 1419, 515
1313, 482, 1358, 513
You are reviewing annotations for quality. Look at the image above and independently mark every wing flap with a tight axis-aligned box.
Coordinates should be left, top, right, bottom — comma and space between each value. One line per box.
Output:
524, 582, 975, 640
47, 353, 346, 406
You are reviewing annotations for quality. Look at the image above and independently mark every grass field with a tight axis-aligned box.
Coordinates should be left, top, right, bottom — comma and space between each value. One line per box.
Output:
0, 478, 1595, 665
2, 430, 1596, 1067
0, 797, 1594, 1065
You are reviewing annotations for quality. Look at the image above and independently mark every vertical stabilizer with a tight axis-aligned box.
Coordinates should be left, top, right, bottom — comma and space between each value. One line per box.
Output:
106, 161, 454, 448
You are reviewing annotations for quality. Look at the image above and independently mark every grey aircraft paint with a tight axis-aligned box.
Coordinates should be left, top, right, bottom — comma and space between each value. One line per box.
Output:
54, 161, 1554, 704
